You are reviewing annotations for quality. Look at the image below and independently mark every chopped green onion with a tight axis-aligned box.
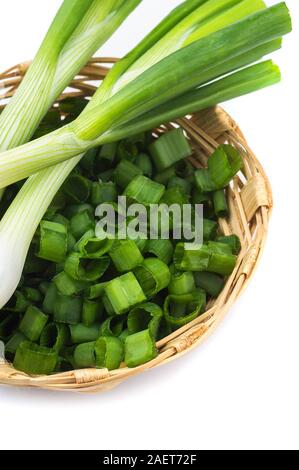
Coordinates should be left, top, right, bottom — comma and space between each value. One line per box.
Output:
135, 153, 153, 177
134, 258, 171, 298
62, 174, 90, 203
53, 271, 89, 296
114, 160, 142, 190
64, 203, 93, 219
134, 237, 148, 253
99, 317, 125, 337
164, 290, 206, 328
168, 271, 195, 295
98, 142, 118, 168
174, 243, 211, 271
192, 188, 210, 205
109, 240, 144, 272
40, 322, 69, 352
70, 210, 94, 240
124, 175, 165, 205
194, 169, 217, 192
208, 144, 243, 189
168, 176, 192, 194
160, 186, 189, 207
74, 342, 96, 368
64, 253, 110, 282
145, 239, 174, 265
22, 287, 42, 304
213, 189, 229, 218
194, 271, 225, 297
36, 220, 67, 263
208, 241, 233, 255
14, 341, 58, 375
53, 294, 82, 324
216, 234, 241, 254
82, 299, 103, 326
5, 331, 26, 356
19, 305, 48, 342
154, 166, 176, 185
203, 219, 218, 241
124, 329, 157, 368
42, 283, 58, 315
91, 181, 118, 205
5, 291, 31, 312
70, 323, 100, 344
127, 302, 162, 338
84, 282, 107, 300
104, 272, 146, 315
48, 213, 69, 228
118, 328, 130, 343
207, 242, 237, 276
76, 229, 114, 258
95, 336, 124, 370
149, 129, 192, 171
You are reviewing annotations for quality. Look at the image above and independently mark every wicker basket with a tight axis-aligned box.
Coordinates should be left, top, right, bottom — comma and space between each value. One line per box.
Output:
0, 58, 273, 392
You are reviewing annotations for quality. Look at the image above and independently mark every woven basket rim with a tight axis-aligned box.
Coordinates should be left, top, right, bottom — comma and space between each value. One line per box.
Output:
0, 58, 273, 392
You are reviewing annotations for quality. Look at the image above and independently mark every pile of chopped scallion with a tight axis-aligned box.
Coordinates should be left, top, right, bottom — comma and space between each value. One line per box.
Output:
0, 100, 241, 374
0, 0, 292, 375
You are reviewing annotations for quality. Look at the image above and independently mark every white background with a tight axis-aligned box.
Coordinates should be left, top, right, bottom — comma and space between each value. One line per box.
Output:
0, 0, 298, 451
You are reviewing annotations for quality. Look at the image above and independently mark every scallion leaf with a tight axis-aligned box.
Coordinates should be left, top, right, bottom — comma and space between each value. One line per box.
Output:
95, 336, 124, 370
64, 253, 110, 282
53, 294, 82, 325
194, 271, 225, 297
168, 271, 195, 295
37, 220, 68, 263
134, 258, 171, 298
19, 305, 48, 342
70, 323, 100, 344
149, 129, 192, 171
14, 341, 58, 375
124, 175, 165, 205
124, 329, 157, 368
104, 272, 146, 315
109, 240, 144, 272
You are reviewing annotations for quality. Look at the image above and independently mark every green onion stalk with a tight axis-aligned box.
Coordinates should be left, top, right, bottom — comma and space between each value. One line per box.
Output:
0, 0, 142, 154
0, 2, 292, 308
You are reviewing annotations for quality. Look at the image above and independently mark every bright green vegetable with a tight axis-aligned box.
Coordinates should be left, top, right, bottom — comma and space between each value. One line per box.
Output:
109, 240, 144, 272
174, 243, 211, 271
14, 341, 58, 375
145, 239, 174, 265
19, 305, 48, 342
124, 329, 157, 368
168, 271, 196, 295
37, 220, 68, 263
40, 322, 69, 352
104, 272, 146, 315
64, 253, 110, 282
75, 230, 114, 258
74, 341, 96, 368
149, 129, 192, 171
114, 160, 142, 190
127, 302, 162, 337
124, 175, 165, 205
164, 290, 206, 327
134, 258, 171, 298
95, 336, 124, 370
53, 271, 89, 296
53, 294, 82, 324
213, 190, 229, 218
82, 299, 103, 326
194, 272, 225, 297
70, 323, 100, 344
